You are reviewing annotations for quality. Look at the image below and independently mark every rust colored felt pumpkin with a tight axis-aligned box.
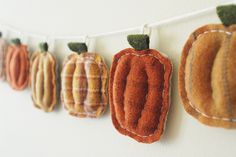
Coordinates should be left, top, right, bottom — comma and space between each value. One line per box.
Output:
30, 42, 57, 112
109, 35, 172, 143
179, 5, 236, 128
61, 42, 109, 118
5, 38, 29, 90
0, 32, 7, 80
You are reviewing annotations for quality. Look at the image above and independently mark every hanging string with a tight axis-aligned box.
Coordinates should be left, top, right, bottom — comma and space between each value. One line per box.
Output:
84, 35, 90, 49
0, 0, 234, 41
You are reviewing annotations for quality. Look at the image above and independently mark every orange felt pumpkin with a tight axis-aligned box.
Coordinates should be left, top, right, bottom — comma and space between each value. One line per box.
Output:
5, 38, 29, 90
110, 35, 172, 143
30, 42, 57, 112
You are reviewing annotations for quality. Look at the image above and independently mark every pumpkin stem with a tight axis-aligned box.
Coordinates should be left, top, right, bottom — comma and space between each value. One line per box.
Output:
68, 42, 88, 54
39, 42, 48, 52
217, 4, 236, 26
0, 32, 2, 38
127, 34, 149, 51
11, 38, 21, 45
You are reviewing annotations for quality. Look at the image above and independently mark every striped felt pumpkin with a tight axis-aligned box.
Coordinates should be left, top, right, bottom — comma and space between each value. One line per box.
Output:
61, 42, 109, 118
5, 38, 29, 90
0, 32, 7, 80
30, 42, 57, 112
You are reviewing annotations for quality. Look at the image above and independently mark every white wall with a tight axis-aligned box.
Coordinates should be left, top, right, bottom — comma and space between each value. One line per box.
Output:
0, 0, 235, 157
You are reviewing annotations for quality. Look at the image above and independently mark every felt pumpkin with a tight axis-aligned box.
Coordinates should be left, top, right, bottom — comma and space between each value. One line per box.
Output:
109, 34, 172, 143
30, 42, 57, 112
0, 32, 7, 80
5, 38, 29, 90
179, 4, 236, 128
61, 42, 109, 118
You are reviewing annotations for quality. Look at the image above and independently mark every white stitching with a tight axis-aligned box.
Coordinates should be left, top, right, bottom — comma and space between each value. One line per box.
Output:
186, 29, 236, 122
114, 52, 169, 138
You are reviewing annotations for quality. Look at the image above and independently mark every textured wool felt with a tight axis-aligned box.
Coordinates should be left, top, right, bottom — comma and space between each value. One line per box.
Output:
5, 43, 29, 90
30, 52, 57, 112
61, 52, 109, 118
179, 24, 236, 128
110, 48, 172, 143
0, 38, 7, 80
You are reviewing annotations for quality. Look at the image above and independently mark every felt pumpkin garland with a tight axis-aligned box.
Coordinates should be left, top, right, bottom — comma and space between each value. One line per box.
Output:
179, 4, 236, 128
5, 38, 29, 90
61, 42, 109, 118
109, 34, 172, 143
0, 32, 7, 80
30, 42, 57, 112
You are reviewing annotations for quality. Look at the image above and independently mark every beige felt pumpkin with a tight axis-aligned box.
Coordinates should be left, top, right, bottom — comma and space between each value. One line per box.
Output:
30, 42, 57, 112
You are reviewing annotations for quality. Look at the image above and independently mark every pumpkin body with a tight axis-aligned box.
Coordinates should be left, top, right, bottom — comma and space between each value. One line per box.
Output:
61, 53, 109, 118
5, 43, 29, 90
30, 51, 57, 112
179, 24, 236, 128
110, 48, 172, 143
0, 38, 7, 80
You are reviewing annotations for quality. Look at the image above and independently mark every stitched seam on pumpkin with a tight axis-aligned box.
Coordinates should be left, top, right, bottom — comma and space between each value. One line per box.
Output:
115, 53, 167, 138
222, 36, 233, 118
0, 40, 6, 78
71, 111, 106, 117
186, 29, 236, 122
61, 60, 76, 108
62, 87, 106, 93
62, 74, 108, 79
99, 57, 108, 117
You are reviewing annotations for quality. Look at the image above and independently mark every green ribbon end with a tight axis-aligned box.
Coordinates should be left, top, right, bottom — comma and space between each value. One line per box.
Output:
39, 42, 49, 52
68, 42, 88, 54
127, 34, 149, 51
11, 38, 21, 45
217, 4, 236, 26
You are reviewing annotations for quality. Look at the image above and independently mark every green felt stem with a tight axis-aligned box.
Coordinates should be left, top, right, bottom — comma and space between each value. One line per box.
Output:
217, 4, 236, 26
39, 42, 48, 52
11, 38, 21, 45
127, 34, 149, 51
68, 42, 88, 54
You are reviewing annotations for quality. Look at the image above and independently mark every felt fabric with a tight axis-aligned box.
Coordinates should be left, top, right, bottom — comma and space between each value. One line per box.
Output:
30, 51, 57, 112
0, 38, 7, 80
179, 24, 236, 128
5, 43, 29, 90
61, 52, 109, 118
109, 48, 172, 143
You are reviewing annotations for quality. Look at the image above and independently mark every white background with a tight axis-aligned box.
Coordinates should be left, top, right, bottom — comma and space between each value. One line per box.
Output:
0, 0, 235, 157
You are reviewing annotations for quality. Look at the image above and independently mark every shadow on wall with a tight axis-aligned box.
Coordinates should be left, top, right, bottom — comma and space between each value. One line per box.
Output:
160, 57, 184, 144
